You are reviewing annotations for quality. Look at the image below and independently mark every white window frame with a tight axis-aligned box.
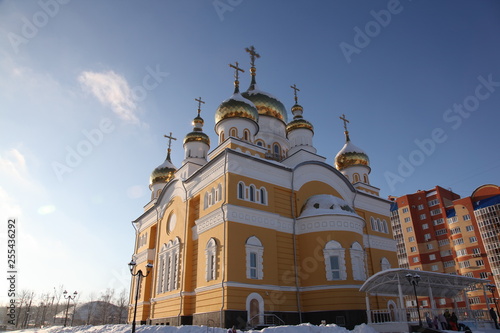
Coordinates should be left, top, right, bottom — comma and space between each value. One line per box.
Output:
157, 237, 180, 294
323, 240, 347, 281
350, 242, 366, 281
205, 238, 217, 281
245, 236, 264, 280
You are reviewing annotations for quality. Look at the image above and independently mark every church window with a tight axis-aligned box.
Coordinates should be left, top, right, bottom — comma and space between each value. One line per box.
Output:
204, 192, 209, 209
244, 129, 250, 141
323, 240, 346, 281
220, 131, 225, 142
256, 140, 263, 147
205, 238, 217, 281
157, 238, 180, 293
245, 236, 264, 280
381, 257, 391, 271
371, 217, 378, 231
230, 128, 238, 138
273, 143, 280, 158
210, 188, 216, 205
353, 173, 360, 183
249, 185, 255, 202
204, 184, 223, 210
216, 184, 222, 202
350, 242, 366, 280
260, 188, 267, 205
363, 174, 369, 183
238, 182, 244, 199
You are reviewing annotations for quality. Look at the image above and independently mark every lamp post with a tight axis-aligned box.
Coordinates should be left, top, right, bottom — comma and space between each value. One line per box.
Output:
487, 284, 500, 319
129, 260, 153, 333
406, 273, 422, 327
63, 291, 77, 327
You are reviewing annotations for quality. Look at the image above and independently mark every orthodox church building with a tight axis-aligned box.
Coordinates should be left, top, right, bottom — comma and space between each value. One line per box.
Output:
128, 47, 397, 329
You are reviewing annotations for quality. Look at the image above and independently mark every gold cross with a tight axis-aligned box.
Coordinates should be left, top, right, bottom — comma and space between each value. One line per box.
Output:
194, 97, 205, 115
290, 84, 300, 103
339, 114, 350, 132
164, 132, 177, 150
245, 46, 260, 67
229, 61, 244, 81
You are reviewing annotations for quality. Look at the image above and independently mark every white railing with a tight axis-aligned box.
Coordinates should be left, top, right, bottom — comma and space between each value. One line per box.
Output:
369, 308, 490, 324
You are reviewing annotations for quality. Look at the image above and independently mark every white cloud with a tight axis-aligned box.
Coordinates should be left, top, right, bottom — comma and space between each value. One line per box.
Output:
78, 70, 139, 124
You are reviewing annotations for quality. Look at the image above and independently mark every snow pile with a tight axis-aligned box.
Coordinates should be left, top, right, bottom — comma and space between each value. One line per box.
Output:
9, 323, 378, 333
299, 194, 359, 218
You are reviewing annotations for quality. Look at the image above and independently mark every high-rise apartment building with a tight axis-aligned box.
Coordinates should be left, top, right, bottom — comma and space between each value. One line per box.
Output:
389, 185, 500, 310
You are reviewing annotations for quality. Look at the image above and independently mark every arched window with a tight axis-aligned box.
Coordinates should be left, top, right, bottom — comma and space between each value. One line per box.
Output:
246, 293, 264, 327
216, 184, 222, 202
205, 238, 217, 281
256, 141, 263, 147
220, 131, 225, 143
363, 174, 369, 184
245, 236, 264, 279
273, 143, 280, 158
350, 242, 366, 281
204, 192, 209, 209
230, 128, 237, 137
244, 129, 250, 141
157, 238, 181, 293
380, 219, 388, 233
260, 188, 266, 205
210, 188, 216, 205
238, 182, 244, 199
381, 257, 391, 271
353, 173, 360, 183
323, 240, 346, 281
371, 217, 379, 232
249, 185, 255, 202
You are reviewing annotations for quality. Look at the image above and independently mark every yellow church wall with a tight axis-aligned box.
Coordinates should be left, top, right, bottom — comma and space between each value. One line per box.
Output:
193, 288, 224, 313
301, 289, 366, 311
225, 287, 299, 313
296, 231, 364, 286
195, 224, 225, 287
151, 297, 181, 318
295, 181, 344, 211
200, 176, 225, 216
275, 232, 297, 287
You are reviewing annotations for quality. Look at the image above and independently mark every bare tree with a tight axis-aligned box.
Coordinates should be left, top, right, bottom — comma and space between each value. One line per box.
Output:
115, 289, 129, 324
85, 292, 97, 325
52, 285, 64, 324
99, 288, 115, 324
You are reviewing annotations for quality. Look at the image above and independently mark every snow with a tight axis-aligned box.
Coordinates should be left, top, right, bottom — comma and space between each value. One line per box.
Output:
7, 323, 378, 333
335, 141, 367, 156
300, 194, 359, 218
245, 85, 280, 102
221, 93, 257, 109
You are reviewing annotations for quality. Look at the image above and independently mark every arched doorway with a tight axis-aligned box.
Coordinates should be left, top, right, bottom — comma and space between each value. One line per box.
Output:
246, 292, 264, 327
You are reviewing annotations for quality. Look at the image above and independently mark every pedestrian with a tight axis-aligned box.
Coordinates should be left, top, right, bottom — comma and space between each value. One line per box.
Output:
490, 307, 499, 329
425, 313, 433, 329
433, 316, 439, 330
450, 312, 458, 331
438, 312, 448, 330
227, 325, 237, 333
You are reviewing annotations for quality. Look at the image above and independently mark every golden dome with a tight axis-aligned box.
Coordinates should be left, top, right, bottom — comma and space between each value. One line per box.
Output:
150, 151, 176, 186
335, 136, 370, 171
184, 131, 210, 145
214, 93, 259, 124
242, 87, 288, 122
286, 118, 314, 133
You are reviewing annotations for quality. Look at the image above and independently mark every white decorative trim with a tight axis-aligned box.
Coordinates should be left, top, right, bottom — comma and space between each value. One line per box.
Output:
228, 205, 293, 233
299, 284, 364, 292
133, 248, 155, 264
297, 214, 365, 235
363, 234, 397, 252
193, 281, 363, 293
323, 241, 347, 281
151, 292, 181, 302
350, 242, 366, 281
246, 292, 264, 325
246, 236, 264, 280
205, 238, 217, 281
193, 207, 226, 239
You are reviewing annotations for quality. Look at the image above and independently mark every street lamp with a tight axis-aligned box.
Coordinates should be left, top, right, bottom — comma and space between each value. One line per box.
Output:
406, 273, 422, 327
129, 259, 153, 333
63, 290, 77, 327
487, 284, 500, 319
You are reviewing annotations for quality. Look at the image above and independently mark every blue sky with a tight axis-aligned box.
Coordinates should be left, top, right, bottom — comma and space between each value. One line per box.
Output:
1, 0, 499, 303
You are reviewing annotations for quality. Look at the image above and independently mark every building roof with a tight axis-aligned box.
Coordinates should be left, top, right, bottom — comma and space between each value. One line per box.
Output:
474, 194, 500, 210
360, 268, 489, 299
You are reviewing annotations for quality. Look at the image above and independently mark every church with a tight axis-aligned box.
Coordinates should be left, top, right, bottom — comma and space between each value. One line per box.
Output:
128, 47, 397, 329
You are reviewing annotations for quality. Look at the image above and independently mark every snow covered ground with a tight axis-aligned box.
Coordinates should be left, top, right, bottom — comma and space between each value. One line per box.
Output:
6, 323, 377, 333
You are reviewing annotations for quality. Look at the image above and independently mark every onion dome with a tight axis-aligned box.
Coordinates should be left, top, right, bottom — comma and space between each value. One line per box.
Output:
150, 148, 176, 186
214, 62, 259, 125
242, 67, 288, 123
334, 130, 370, 171
241, 46, 287, 123
184, 100, 210, 146
286, 84, 313, 133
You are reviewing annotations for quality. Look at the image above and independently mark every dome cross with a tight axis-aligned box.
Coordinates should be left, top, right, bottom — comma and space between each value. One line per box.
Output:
339, 114, 350, 132
245, 46, 260, 67
290, 84, 300, 104
195, 97, 205, 116
164, 132, 177, 151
